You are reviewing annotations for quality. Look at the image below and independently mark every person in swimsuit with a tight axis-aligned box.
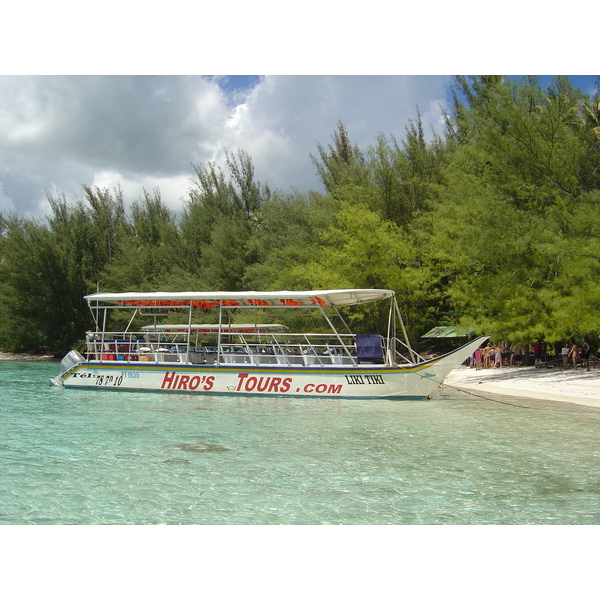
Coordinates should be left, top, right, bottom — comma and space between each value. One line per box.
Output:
568, 342, 580, 370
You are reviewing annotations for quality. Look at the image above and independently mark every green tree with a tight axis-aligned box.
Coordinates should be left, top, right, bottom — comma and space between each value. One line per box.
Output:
366, 116, 448, 228
181, 150, 269, 289
242, 190, 336, 291
0, 216, 90, 352
0, 186, 132, 352
226, 149, 269, 219
312, 120, 368, 192
99, 188, 191, 292
431, 76, 600, 343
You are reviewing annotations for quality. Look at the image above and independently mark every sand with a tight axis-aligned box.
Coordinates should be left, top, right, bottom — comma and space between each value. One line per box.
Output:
0, 351, 56, 362
446, 364, 600, 408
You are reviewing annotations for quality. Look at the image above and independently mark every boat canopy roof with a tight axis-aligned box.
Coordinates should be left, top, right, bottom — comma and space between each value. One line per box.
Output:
141, 323, 288, 333
85, 289, 395, 309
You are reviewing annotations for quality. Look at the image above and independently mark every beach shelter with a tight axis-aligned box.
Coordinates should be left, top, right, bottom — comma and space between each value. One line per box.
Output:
421, 325, 476, 339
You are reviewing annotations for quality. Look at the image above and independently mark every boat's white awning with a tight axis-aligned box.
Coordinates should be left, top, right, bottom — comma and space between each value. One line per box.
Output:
141, 323, 288, 333
85, 289, 394, 309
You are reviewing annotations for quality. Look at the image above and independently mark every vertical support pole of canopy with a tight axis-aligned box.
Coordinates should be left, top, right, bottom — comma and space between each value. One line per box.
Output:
151, 306, 157, 331
100, 304, 108, 360
88, 299, 100, 332
217, 299, 223, 365
385, 296, 395, 365
186, 300, 193, 358
395, 297, 416, 363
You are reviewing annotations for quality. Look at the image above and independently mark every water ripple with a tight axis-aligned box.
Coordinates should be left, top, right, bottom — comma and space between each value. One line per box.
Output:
1, 361, 599, 524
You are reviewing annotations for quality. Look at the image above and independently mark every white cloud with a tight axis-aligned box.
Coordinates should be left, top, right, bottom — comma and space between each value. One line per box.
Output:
90, 171, 193, 212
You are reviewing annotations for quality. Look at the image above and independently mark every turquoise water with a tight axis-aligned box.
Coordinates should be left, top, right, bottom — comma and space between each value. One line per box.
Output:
1, 360, 599, 525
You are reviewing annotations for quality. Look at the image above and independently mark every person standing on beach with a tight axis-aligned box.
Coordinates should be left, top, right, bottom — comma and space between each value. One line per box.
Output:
580, 339, 590, 370
533, 340, 543, 366
474, 347, 483, 370
494, 345, 503, 368
568, 342, 580, 370
561, 344, 570, 369
482, 345, 492, 369
503, 342, 511, 366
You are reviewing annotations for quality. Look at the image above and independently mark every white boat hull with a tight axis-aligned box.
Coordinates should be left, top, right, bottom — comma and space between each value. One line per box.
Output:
54, 336, 487, 400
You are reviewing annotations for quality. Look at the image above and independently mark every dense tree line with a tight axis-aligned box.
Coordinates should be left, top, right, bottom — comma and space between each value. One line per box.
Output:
1, 76, 599, 355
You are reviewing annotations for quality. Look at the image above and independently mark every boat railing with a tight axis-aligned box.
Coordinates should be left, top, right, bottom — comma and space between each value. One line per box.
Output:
84, 331, 390, 367
389, 337, 426, 365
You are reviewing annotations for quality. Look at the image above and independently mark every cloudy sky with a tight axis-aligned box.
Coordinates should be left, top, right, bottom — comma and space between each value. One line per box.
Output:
2, 74, 597, 219
0, 75, 462, 217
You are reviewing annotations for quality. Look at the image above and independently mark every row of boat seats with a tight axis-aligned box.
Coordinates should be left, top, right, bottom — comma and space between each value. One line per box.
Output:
88, 338, 380, 364
91, 350, 355, 366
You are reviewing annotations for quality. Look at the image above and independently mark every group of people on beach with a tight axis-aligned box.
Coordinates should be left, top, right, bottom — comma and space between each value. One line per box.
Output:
559, 340, 592, 370
470, 339, 595, 371
471, 343, 523, 370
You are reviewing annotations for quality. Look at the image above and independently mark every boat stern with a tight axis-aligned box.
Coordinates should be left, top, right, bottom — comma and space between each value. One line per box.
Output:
51, 349, 85, 387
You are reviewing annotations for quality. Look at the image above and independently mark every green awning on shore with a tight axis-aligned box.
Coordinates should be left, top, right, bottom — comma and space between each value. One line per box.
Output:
421, 325, 476, 339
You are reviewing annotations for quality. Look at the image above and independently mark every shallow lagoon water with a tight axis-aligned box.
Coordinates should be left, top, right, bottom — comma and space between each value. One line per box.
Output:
1, 360, 599, 525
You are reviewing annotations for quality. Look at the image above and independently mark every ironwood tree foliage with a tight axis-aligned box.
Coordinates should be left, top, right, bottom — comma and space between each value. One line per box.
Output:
1, 76, 599, 354
432, 76, 600, 344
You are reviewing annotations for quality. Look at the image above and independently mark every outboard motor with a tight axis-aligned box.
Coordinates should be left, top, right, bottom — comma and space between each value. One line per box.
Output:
51, 349, 85, 387
60, 349, 85, 372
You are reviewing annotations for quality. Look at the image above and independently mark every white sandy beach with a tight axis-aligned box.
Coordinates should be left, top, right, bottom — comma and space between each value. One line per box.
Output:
446, 364, 600, 408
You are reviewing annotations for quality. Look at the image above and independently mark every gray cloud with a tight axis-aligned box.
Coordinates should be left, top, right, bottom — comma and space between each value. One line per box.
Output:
1, 76, 227, 171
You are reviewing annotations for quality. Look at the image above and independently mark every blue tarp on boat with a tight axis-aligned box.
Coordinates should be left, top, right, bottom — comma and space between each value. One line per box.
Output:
356, 334, 383, 363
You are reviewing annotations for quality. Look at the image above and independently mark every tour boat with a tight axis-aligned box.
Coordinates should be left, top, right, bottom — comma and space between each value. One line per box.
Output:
51, 289, 488, 399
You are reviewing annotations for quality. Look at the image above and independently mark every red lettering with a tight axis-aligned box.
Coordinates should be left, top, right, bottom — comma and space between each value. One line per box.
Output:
257, 377, 270, 392
236, 373, 250, 391
161, 371, 177, 389
301, 382, 343, 395
268, 377, 282, 392
236, 374, 294, 394
162, 371, 215, 392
